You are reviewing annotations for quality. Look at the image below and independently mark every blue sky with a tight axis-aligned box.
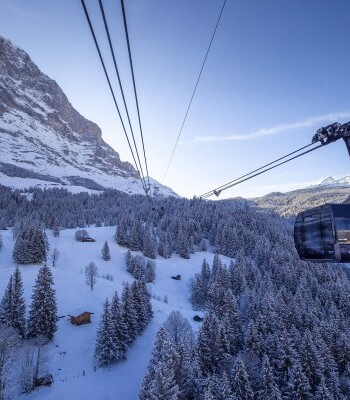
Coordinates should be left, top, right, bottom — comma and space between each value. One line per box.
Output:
1, 0, 349, 198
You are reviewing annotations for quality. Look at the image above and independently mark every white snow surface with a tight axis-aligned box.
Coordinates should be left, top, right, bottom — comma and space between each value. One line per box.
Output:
0, 226, 229, 399
0, 109, 176, 196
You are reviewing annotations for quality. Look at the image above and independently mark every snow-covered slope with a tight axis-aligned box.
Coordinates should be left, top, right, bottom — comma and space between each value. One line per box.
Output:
309, 176, 350, 188
0, 36, 176, 197
0, 227, 228, 399
250, 176, 350, 216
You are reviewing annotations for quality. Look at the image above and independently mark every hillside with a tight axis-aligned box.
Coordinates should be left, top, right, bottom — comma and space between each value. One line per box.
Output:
250, 177, 350, 216
0, 36, 176, 197
0, 226, 219, 399
1, 185, 350, 398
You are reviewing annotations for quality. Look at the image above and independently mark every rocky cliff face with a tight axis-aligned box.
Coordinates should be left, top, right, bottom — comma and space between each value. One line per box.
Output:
0, 36, 177, 195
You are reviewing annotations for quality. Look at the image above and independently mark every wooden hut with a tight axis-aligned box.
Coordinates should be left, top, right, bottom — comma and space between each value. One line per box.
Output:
81, 237, 96, 243
69, 312, 94, 326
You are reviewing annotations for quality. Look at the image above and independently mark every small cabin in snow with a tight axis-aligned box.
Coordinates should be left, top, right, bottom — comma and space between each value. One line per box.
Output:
69, 312, 94, 326
81, 237, 96, 243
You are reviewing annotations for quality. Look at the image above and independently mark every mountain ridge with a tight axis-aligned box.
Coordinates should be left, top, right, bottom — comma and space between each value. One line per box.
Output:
250, 176, 350, 215
0, 36, 176, 197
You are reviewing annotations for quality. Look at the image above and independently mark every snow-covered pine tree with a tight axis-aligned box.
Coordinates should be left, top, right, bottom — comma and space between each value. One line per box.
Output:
285, 362, 313, 400
145, 259, 156, 283
95, 298, 118, 367
139, 327, 180, 400
0, 232, 2, 251
126, 249, 132, 273
121, 283, 139, 344
110, 291, 128, 360
221, 290, 243, 355
143, 226, 157, 259
0, 275, 13, 327
231, 356, 255, 400
259, 354, 282, 400
27, 265, 57, 340
13, 224, 48, 264
131, 280, 153, 334
129, 220, 142, 251
12, 266, 26, 337
102, 241, 111, 261
115, 216, 129, 247
175, 337, 195, 399
197, 313, 230, 377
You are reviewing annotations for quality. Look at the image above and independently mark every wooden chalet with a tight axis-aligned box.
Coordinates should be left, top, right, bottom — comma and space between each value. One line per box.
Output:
69, 311, 94, 326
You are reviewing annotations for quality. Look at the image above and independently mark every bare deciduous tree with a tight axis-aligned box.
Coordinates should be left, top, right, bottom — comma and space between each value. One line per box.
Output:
20, 336, 49, 394
164, 310, 193, 346
85, 262, 98, 291
51, 248, 60, 268
0, 326, 19, 400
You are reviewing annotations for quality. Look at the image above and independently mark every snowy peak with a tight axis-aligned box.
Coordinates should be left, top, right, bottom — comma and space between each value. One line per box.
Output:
310, 176, 350, 188
0, 36, 177, 196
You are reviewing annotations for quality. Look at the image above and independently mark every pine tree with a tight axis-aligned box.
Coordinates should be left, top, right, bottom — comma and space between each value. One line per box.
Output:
110, 291, 128, 360
126, 249, 132, 272
300, 330, 323, 393
131, 280, 153, 334
222, 290, 243, 355
116, 217, 129, 247
129, 220, 142, 251
27, 265, 57, 340
259, 354, 282, 400
95, 299, 118, 367
286, 362, 313, 400
231, 357, 254, 400
0, 232, 2, 251
0, 275, 13, 327
12, 266, 26, 337
13, 224, 48, 264
209, 372, 233, 400
0, 268, 26, 337
175, 338, 195, 399
145, 259, 156, 283
121, 283, 139, 344
197, 313, 230, 377
102, 241, 111, 261
139, 327, 179, 400
143, 226, 157, 259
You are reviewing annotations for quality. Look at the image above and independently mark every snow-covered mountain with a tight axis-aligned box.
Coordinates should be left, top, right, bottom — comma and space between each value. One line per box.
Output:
309, 176, 350, 188
0, 36, 176, 197
250, 176, 350, 216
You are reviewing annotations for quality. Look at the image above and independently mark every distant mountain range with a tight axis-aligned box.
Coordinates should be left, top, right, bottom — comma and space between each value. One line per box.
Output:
308, 176, 350, 188
0, 36, 176, 196
250, 176, 350, 216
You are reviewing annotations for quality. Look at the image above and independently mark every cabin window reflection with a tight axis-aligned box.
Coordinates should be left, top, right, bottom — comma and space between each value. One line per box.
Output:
335, 217, 350, 244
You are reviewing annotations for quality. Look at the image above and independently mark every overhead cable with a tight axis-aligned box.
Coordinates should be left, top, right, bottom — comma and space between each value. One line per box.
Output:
120, 0, 151, 190
200, 143, 324, 199
80, 0, 147, 192
163, 0, 228, 181
200, 142, 315, 198
98, 0, 147, 187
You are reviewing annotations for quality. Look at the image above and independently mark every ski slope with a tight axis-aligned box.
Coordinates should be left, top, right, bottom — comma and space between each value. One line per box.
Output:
0, 226, 230, 399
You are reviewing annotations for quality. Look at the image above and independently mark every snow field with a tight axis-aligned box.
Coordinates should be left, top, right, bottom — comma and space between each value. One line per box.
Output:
0, 226, 227, 399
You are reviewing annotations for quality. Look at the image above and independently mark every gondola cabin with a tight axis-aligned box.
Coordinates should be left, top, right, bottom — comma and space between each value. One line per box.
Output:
294, 203, 350, 262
